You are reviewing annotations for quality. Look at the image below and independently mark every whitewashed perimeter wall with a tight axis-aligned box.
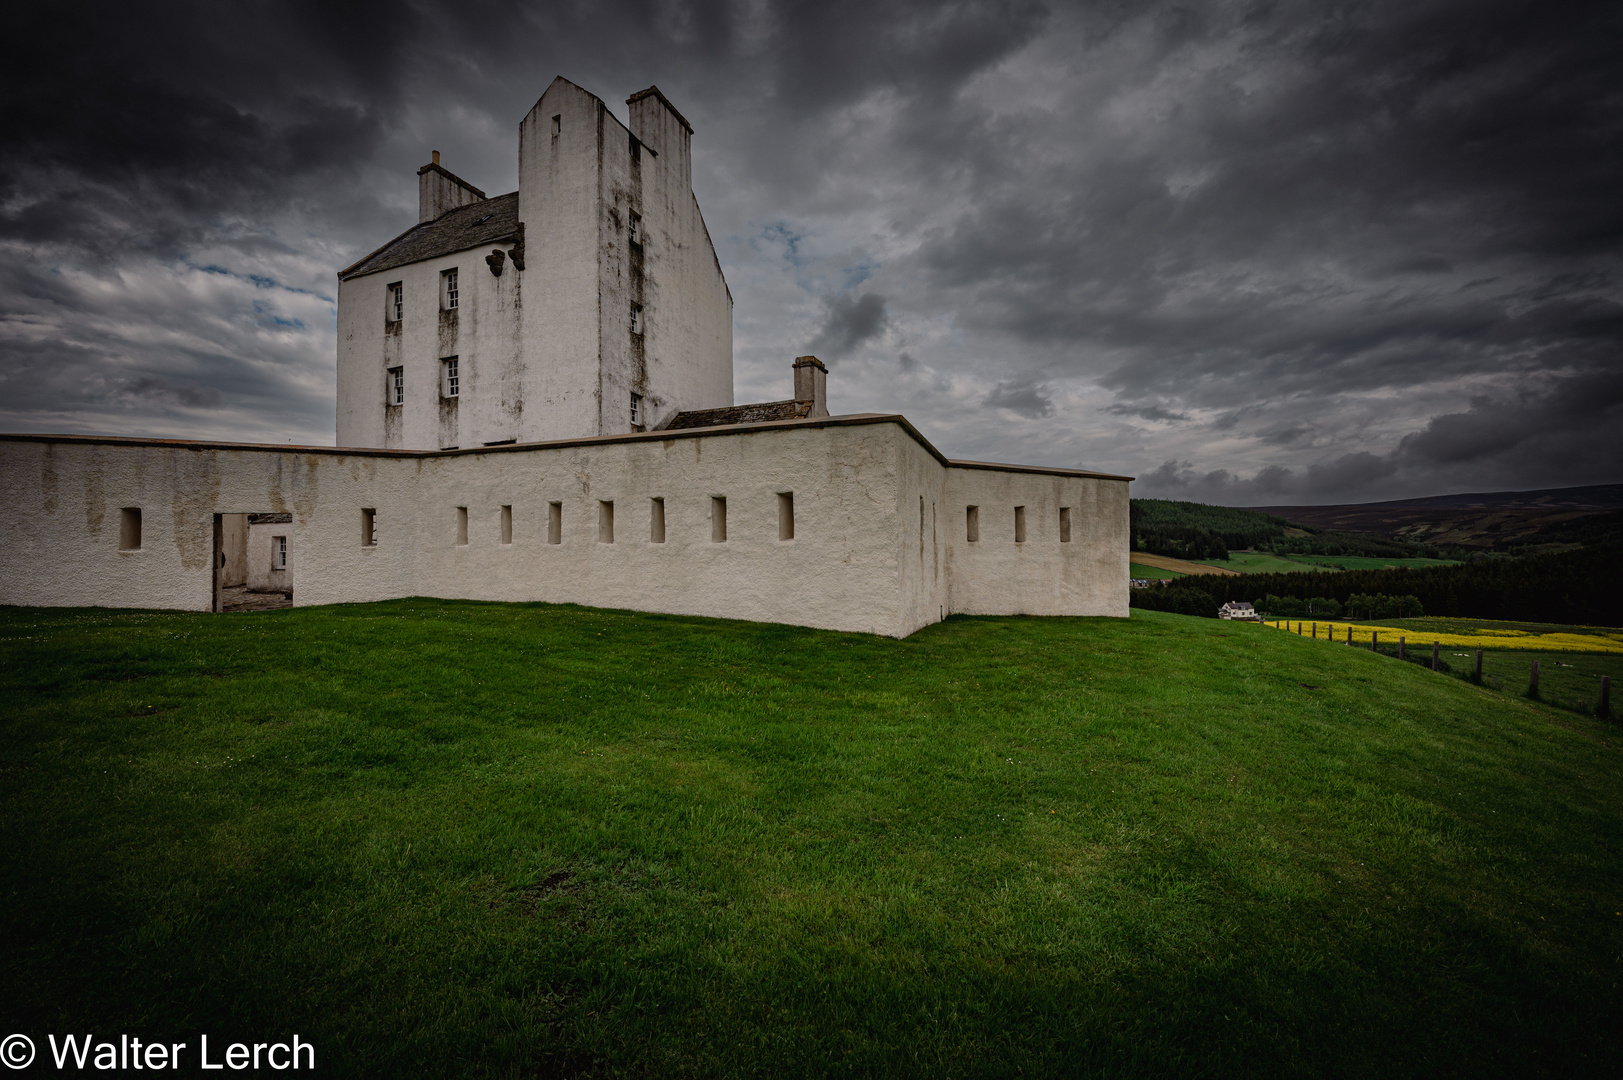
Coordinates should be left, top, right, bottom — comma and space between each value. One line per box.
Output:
0, 419, 1129, 636
942, 464, 1131, 619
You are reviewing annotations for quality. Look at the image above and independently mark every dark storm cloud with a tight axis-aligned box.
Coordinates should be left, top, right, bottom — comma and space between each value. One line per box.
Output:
1107, 404, 1188, 423
984, 379, 1054, 419
0, 0, 1617, 498
807, 293, 889, 360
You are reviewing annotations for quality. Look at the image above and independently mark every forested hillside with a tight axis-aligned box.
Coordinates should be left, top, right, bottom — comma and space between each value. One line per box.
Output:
1131, 499, 1445, 560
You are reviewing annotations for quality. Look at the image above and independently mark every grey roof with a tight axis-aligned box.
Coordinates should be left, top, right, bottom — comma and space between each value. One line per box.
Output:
338, 193, 519, 281
663, 399, 809, 430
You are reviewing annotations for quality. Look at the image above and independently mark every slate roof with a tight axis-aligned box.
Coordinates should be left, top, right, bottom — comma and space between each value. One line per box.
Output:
663, 399, 810, 430
338, 193, 519, 281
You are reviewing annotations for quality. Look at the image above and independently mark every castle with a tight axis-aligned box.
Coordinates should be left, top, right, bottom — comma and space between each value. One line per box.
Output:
0, 78, 1130, 637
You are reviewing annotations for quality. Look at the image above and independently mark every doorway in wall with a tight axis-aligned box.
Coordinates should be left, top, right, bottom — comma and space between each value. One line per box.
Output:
213, 512, 294, 612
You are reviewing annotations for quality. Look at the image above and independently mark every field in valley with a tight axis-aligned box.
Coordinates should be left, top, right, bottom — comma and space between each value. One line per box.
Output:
1196, 551, 1461, 574
2, 601, 1620, 1077
1129, 561, 1184, 579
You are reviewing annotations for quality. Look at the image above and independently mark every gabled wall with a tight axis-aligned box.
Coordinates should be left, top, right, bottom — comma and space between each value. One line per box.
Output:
336, 239, 522, 451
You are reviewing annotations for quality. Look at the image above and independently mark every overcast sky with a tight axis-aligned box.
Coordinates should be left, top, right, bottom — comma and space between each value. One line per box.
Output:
2, 0, 1618, 504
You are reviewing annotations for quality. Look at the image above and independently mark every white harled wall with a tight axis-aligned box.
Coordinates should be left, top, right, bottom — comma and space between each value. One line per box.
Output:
0, 420, 1128, 635
338, 78, 732, 453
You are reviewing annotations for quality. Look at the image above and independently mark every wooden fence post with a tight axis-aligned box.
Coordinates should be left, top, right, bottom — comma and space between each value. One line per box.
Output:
1600, 675, 1612, 721
1372, 631, 1379, 651
1474, 650, 1483, 684
1431, 642, 1439, 671
1347, 625, 1353, 645
1398, 637, 1405, 661
1312, 623, 1317, 638
1527, 659, 1539, 699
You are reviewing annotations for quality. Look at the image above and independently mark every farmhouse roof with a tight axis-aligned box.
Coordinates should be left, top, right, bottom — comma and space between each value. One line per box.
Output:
339, 192, 519, 281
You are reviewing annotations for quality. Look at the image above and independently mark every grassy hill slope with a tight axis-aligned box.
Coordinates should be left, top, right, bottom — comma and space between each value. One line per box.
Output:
2, 601, 1619, 1077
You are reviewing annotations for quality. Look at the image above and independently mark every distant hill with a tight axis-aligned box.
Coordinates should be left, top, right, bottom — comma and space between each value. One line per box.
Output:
1249, 483, 1623, 551
1132, 498, 1444, 560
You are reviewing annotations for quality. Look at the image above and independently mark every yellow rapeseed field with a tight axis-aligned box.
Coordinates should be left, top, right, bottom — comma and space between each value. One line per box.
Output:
1263, 621, 1623, 654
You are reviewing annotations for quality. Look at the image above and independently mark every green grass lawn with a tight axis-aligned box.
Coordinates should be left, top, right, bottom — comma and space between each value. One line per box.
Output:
1354, 617, 1622, 717
1129, 561, 1184, 579
3, 601, 1620, 1077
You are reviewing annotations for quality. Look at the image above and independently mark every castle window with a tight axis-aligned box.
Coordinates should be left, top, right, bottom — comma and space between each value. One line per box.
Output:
650, 497, 665, 543
442, 357, 459, 398
599, 501, 615, 543
273, 535, 288, 570
966, 505, 979, 543
629, 392, 642, 427
456, 506, 468, 546
779, 492, 794, 541
1060, 506, 1071, 543
501, 505, 513, 545
119, 508, 142, 551
551, 114, 561, 138
387, 282, 403, 322
711, 497, 727, 543
630, 303, 643, 336
387, 366, 404, 406
1014, 506, 1027, 543
629, 212, 642, 247
362, 509, 377, 547
547, 502, 562, 545
442, 269, 459, 310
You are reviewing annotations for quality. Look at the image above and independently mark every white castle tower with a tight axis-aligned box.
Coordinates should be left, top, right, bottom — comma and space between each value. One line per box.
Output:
335, 77, 733, 450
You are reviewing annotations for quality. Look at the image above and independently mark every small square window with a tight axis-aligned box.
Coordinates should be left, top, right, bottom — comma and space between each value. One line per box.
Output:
630, 303, 643, 336
629, 392, 642, 427
442, 269, 459, 310
442, 357, 459, 398
273, 535, 288, 570
629, 212, 642, 247
387, 366, 404, 406
386, 282, 403, 322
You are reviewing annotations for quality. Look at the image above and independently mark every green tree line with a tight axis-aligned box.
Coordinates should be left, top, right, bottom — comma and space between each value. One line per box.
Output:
1130, 542, 1623, 624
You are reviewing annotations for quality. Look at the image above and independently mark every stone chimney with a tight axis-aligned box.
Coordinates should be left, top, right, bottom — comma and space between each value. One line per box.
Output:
794, 356, 828, 418
627, 85, 693, 190
418, 151, 487, 223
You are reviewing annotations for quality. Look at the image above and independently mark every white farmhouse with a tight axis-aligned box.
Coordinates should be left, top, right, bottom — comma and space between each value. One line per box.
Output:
0, 78, 1133, 637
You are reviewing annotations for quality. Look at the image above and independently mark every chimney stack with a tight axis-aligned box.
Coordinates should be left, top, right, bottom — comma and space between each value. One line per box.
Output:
417, 153, 488, 223
794, 356, 828, 418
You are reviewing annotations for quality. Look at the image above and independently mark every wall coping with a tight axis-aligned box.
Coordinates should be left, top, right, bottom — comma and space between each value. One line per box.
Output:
0, 414, 1135, 483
